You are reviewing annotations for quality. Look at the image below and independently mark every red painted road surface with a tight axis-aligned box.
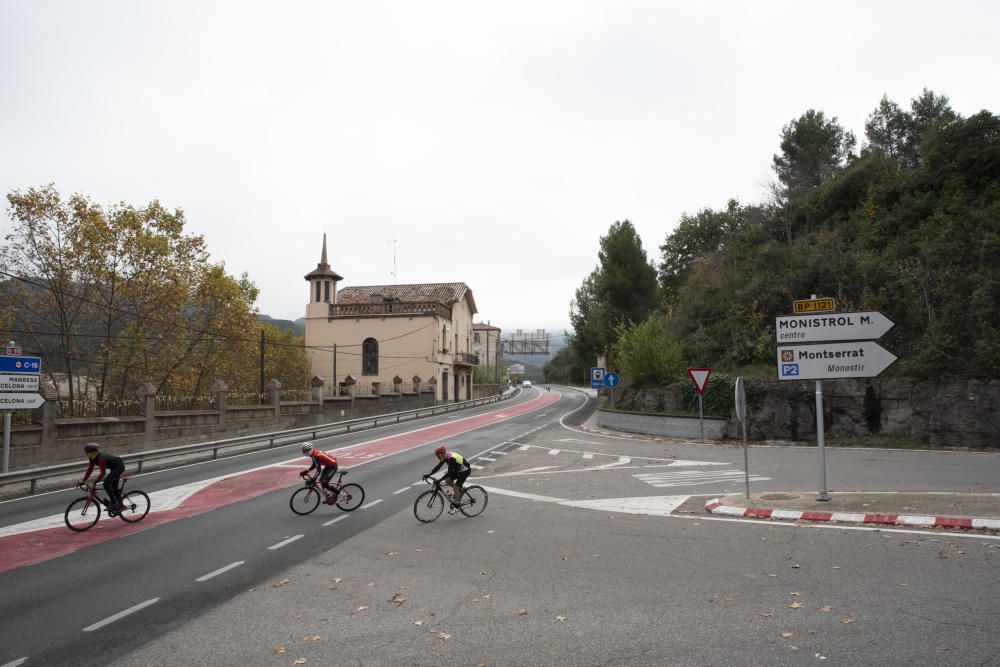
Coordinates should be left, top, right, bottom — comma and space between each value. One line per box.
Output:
0, 391, 561, 573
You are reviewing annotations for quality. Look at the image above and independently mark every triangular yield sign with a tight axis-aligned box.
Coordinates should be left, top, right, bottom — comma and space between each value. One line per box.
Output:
688, 368, 712, 394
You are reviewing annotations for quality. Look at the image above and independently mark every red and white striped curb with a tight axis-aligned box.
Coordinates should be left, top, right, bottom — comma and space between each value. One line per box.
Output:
704, 498, 1000, 531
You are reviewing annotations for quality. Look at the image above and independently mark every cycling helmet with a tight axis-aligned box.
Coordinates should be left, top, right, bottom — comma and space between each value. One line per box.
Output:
434, 446, 447, 458
84, 443, 99, 454
302, 442, 313, 454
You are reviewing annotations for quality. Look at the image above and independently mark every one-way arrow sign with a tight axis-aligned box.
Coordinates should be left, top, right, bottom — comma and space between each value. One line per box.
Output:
777, 341, 898, 380
775, 311, 895, 344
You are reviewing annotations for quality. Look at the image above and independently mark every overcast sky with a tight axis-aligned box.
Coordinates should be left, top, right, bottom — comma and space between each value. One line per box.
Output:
2, 1, 998, 336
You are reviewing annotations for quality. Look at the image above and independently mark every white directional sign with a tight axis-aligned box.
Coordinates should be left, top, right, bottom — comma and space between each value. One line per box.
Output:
0, 374, 40, 391
777, 341, 898, 380
775, 311, 895, 344
0, 392, 45, 409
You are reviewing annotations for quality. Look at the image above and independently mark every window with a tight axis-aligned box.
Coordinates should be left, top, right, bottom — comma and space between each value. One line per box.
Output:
324, 281, 330, 303
474, 333, 481, 344
315, 281, 321, 302
362, 338, 378, 375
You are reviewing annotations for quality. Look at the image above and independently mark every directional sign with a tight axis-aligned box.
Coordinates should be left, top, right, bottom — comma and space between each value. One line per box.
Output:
688, 368, 712, 395
590, 367, 606, 389
0, 392, 45, 409
775, 311, 895, 344
5, 345, 21, 355
793, 297, 836, 314
777, 341, 898, 380
0, 356, 41, 374
603, 371, 620, 388
0, 374, 40, 391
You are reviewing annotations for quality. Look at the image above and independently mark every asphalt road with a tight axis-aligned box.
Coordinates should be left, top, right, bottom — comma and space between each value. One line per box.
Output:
3, 386, 999, 666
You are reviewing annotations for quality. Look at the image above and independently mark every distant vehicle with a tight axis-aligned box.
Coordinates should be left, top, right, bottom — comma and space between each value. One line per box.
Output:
522, 380, 532, 387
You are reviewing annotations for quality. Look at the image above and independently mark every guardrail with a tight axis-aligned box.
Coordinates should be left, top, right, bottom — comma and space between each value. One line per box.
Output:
0, 389, 518, 495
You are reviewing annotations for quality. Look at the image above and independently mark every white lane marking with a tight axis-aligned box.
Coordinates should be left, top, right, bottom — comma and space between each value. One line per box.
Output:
196, 561, 245, 582
471, 466, 558, 480
393, 487, 410, 495
618, 456, 632, 464
560, 495, 690, 516
582, 453, 594, 459
516, 443, 727, 466
471, 464, 484, 470
268, 535, 304, 550
1, 658, 28, 667
518, 445, 530, 451
634, 470, 771, 488
476, 486, 566, 503
323, 515, 350, 526
83, 598, 160, 632
476, 457, 496, 463
361, 499, 383, 509
489, 451, 508, 456
548, 449, 561, 455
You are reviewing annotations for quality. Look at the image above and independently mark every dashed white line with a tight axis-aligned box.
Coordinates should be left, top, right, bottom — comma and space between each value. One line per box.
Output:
477, 457, 497, 463
548, 449, 561, 455
323, 515, 350, 526
582, 453, 594, 459
196, 561, 245, 582
268, 534, 304, 550
489, 451, 508, 456
2, 657, 28, 667
83, 598, 160, 632
518, 445, 530, 451
361, 499, 383, 509
393, 487, 411, 495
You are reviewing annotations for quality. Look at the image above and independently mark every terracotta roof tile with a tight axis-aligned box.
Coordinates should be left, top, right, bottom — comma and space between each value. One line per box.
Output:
337, 282, 477, 313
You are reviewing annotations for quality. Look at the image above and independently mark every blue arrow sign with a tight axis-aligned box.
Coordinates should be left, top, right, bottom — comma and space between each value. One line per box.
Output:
604, 371, 620, 388
0, 356, 41, 373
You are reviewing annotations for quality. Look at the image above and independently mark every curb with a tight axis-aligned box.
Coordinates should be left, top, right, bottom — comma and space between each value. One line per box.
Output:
704, 498, 1000, 531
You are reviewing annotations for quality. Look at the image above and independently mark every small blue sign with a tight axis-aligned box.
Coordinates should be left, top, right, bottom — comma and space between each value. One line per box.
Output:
590, 367, 605, 389
0, 356, 41, 373
604, 371, 620, 388
781, 364, 799, 377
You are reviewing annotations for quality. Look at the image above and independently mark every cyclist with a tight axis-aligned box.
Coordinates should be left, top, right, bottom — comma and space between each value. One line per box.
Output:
79, 443, 126, 516
423, 445, 471, 514
300, 442, 338, 502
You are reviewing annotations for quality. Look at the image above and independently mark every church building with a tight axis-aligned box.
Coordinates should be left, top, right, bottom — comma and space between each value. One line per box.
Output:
303, 235, 485, 402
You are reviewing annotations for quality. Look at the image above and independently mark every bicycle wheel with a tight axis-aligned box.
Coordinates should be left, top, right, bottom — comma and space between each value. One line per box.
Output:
290, 486, 321, 515
119, 491, 151, 523
458, 486, 488, 517
413, 490, 445, 523
65, 497, 101, 532
335, 483, 365, 511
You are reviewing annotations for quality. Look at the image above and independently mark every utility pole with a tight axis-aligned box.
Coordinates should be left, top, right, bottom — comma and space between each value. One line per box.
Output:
259, 329, 265, 396
388, 238, 398, 284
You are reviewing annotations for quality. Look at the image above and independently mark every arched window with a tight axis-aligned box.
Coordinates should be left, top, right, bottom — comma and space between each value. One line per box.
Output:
362, 338, 378, 375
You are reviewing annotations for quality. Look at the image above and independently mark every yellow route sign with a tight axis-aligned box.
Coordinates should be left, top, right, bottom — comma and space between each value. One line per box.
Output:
793, 298, 836, 314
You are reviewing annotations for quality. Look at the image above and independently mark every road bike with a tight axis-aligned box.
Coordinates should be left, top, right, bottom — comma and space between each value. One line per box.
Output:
64, 477, 151, 532
413, 476, 488, 523
289, 470, 365, 515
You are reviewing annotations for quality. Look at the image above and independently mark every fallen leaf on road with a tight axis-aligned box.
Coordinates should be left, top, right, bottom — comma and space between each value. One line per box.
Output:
389, 593, 407, 606
274, 647, 286, 654
413, 620, 424, 626
480, 571, 487, 575
293, 659, 307, 665
482, 594, 492, 600
768, 574, 778, 578
333, 577, 344, 583
415, 549, 423, 552
789, 564, 800, 569
831, 566, 840, 570
472, 598, 481, 603
386, 551, 399, 557
273, 579, 290, 587
488, 530, 495, 534
759, 612, 773, 618
789, 602, 803, 609
432, 631, 451, 640
789, 592, 801, 596
820, 605, 833, 612
516, 609, 528, 616
842, 618, 854, 624
355, 606, 368, 612
311, 635, 321, 641
782, 632, 796, 638
555, 615, 567, 621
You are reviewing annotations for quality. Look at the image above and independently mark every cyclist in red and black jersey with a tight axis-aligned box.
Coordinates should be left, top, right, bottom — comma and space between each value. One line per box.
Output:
80, 443, 126, 515
423, 446, 471, 514
300, 442, 338, 498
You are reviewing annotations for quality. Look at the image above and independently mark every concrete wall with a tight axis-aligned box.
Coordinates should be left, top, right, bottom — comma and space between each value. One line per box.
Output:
6, 388, 438, 470
596, 409, 728, 440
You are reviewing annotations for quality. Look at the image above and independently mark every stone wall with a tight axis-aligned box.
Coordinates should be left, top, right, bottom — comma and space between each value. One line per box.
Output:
610, 377, 1000, 448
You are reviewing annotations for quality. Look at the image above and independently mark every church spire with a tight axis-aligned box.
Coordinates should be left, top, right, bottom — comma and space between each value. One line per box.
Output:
304, 233, 343, 282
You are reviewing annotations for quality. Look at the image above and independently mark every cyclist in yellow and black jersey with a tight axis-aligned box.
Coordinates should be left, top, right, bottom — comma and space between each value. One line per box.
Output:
423, 446, 471, 514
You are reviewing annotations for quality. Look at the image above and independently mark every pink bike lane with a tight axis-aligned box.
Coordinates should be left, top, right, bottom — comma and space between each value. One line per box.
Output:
0, 391, 560, 573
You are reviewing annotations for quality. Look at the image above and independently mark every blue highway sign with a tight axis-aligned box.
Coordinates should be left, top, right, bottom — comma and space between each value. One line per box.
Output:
0, 356, 41, 374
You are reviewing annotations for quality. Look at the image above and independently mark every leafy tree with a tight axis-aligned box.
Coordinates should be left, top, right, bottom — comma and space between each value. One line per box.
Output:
569, 220, 658, 366
543, 344, 588, 385
612, 316, 683, 387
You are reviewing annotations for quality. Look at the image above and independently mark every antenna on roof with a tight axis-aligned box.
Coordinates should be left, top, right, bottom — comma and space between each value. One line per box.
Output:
388, 238, 398, 284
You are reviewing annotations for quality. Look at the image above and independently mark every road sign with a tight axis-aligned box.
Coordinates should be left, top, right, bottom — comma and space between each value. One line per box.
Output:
775, 311, 894, 344
590, 367, 606, 389
793, 298, 836, 314
4, 345, 21, 355
687, 368, 712, 395
777, 341, 898, 380
603, 371, 620, 388
734, 376, 746, 423
0, 374, 40, 391
0, 393, 45, 409
0, 356, 41, 373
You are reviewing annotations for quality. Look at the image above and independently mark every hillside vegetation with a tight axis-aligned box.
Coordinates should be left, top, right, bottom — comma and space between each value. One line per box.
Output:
553, 90, 999, 387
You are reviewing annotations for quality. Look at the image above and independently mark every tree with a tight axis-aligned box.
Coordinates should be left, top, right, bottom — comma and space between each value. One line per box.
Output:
569, 220, 658, 366
613, 316, 682, 387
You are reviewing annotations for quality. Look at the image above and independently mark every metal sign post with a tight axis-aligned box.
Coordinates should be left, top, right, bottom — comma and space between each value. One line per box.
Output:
2, 410, 10, 473
815, 380, 830, 501
735, 376, 750, 499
